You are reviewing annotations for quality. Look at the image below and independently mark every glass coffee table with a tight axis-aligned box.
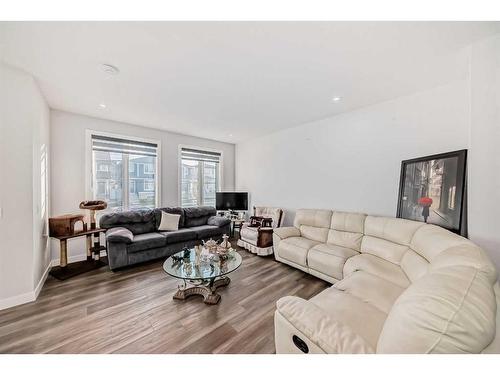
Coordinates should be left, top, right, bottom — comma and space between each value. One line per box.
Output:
163, 247, 242, 305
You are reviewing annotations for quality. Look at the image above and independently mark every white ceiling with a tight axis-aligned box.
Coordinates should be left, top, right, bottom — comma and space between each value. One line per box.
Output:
1, 22, 499, 143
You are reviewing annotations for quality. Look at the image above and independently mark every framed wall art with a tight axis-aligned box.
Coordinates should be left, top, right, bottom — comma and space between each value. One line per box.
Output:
396, 149, 467, 235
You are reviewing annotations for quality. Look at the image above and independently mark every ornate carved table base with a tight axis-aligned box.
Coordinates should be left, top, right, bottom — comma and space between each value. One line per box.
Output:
173, 277, 231, 305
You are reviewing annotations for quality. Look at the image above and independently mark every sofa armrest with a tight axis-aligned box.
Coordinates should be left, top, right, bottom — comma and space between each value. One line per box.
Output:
106, 227, 134, 244
273, 226, 300, 240
207, 216, 231, 228
275, 296, 374, 354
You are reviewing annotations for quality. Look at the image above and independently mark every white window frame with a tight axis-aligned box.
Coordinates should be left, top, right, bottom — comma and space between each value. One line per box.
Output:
97, 163, 109, 172
85, 129, 161, 210
144, 179, 155, 192
143, 163, 155, 175
178, 144, 224, 207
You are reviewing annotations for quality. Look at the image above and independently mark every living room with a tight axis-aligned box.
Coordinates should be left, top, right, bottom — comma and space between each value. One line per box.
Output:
1, 0, 500, 372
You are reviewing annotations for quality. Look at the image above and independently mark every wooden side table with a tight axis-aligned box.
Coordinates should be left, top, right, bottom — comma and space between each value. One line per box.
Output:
50, 228, 107, 280
231, 219, 245, 238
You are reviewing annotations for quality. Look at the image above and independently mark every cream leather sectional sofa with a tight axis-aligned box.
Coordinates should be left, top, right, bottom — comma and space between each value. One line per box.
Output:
273, 209, 500, 354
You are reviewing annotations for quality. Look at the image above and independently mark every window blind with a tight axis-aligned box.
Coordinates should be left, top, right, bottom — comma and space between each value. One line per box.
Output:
92, 135, 158, 157
181, 147, 221, 163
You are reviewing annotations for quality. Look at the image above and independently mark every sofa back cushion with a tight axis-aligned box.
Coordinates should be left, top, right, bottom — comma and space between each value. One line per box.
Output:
401, 223, 499, 283
377, 243, 498, 353
327, 211, 366, 251
293, 209, 332, 242
183, 206, 216, 227
153, 207, 184, 229
377, 222, 498, 353
255, 206, 284, 228
361, 216, 424, 265
99, 209, 156, 235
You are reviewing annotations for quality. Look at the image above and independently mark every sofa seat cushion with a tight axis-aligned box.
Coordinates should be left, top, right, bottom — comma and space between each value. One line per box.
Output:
278, 237, 320, 267
161, 228, 197, 244
193, 225, 224, 240
333, 271, 406, 314
344, 254, 410, 288
308, 244, 359, 281
127, 232, 167, 253
309, 287, 388, 349
239, 226, 259, 245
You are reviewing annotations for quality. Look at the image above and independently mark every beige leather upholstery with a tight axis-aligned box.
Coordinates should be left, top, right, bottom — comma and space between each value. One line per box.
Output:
275, 210, 366, 283
308, 244, 358, 281
328, 211, 366, 250
275, 296, 375, 354
277, 237, 320, 267
274, 208, 500, 354
293, 209, 332, 242
309, 287, 387, 349
344, 253, 410, 288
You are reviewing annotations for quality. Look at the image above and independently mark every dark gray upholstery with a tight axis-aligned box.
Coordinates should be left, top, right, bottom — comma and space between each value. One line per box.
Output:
106, 227, 134, 243
192, 225, 224, 239
100, 209, 156, 235
128, 232, 167, 253
207, 216, 231, 227
100, 206, 230, 270
161, 228, 197, 244
184, 206, 216, 227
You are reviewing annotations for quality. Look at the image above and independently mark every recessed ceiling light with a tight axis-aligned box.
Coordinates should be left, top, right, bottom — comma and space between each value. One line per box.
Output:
228, 134, 233, 137
332, 96, 342, 102
102, 64, 120, 75
99, 103, 106, 108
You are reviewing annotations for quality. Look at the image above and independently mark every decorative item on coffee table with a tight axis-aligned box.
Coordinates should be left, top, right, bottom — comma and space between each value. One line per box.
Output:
163, 238, 242, 305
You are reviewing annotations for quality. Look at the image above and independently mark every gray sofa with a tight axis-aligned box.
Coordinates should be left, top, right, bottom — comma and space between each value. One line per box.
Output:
100, 206, 230, 270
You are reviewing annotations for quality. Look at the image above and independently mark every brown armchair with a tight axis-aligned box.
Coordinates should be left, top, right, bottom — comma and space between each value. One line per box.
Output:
237, 206, 284, 256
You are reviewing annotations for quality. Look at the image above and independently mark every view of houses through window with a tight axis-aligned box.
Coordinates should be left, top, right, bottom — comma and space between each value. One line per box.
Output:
92, 134, 158, 212
180, 148, 221, 207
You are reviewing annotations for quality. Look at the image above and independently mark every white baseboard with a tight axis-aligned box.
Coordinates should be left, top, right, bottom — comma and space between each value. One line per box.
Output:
0, 261, 52, 311
1, 252, 107, 311
34, 263, 51, 299
0, 291, 36, 311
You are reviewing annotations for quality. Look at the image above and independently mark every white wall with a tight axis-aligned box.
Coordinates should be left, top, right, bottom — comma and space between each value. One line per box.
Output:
237, 78, 470, 220
236, 38, 500, 270
0, 63, 50, 309
468, 35, 500, 268
50, 110, 235, 263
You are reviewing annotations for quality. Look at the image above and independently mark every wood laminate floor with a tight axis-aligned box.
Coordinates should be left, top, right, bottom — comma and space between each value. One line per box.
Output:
0, 246, 328, 354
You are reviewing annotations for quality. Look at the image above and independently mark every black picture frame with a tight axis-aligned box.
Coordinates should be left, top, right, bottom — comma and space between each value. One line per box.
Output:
396, 149, 467, 235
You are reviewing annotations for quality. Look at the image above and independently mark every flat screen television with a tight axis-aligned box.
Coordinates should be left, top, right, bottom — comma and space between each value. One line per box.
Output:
216, 192, 248, 211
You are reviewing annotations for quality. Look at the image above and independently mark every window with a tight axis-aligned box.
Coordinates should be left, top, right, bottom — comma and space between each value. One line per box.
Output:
129, 180, 136, 194
144, 179, 155, 191
144, 163, 154, 174
91, 134, 159, 212
98, 163, 109, 172
180, 147, 221, 207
